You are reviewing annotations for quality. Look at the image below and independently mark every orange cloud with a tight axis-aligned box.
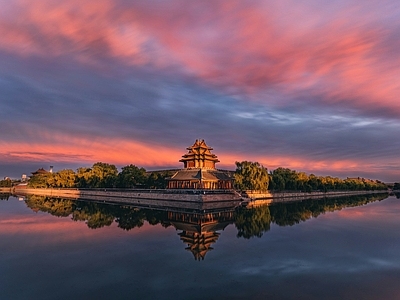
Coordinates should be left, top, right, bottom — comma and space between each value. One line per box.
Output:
3, 128, 396, 179
0, 131, 183, 167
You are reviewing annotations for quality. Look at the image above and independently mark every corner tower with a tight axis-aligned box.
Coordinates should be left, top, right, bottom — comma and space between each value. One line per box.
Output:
179, 139, 220, 169
167, 139, 233, 190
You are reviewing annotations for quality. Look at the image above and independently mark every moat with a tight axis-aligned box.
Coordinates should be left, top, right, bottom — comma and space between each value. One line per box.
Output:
1, 193, 400, 299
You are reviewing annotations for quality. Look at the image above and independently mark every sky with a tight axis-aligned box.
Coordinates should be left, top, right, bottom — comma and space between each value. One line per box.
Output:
0, 0, 399, 182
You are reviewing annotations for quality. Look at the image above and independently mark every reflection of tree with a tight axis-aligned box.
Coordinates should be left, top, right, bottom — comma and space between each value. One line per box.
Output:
115, 208, 146, 230
233, 193, 389, 238
25, 195, 75, 217
0, 193, 10, 200
234, 206, 271, 239
72, 205, 115, 229
23, 193, 388, 239
270, 193, 388, 226
24, 195, 168, 231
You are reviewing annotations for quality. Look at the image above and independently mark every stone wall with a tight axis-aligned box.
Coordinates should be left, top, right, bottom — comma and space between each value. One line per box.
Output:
13, 187, 388, 209
243, 190, 388, 204
13, 188, 242, 212
14, 188, 242, 203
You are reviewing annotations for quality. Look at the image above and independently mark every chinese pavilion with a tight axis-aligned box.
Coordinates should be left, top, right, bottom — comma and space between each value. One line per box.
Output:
167, 139, 233, 190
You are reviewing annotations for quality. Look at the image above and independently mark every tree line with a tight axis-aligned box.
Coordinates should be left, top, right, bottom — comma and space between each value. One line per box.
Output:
27, 160, 388, 191
24, 193, 387, 237
234, 193, 388, 239
393, 182, 400, 191
28, 162, 175, 189
0, 178, 12, 187
234, 161, 387, 192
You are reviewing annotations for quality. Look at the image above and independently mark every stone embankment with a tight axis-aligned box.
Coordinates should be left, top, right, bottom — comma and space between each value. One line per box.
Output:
12, 187, 389, 209
13, 188, 243, 211
242, 190, 389, 206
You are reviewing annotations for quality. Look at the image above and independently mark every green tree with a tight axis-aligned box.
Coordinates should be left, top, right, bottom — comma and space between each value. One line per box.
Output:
0, 178, 12, 187
270, 167, 298, 191
118, 164, 147, 188
76, 167, 92, 188
90, 162, 118, 188
146, 171, 174, 189
28, 173, 53, 188
76, 163, 118, 188
48, 169, 77, 188
234, 161, 269, 191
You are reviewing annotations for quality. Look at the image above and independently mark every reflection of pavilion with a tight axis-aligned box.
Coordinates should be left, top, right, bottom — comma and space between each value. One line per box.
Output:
167, 210, 235, 260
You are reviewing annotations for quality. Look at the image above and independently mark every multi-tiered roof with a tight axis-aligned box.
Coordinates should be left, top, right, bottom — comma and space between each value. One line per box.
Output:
167, 139, 233, 190
179, 139, 220, 169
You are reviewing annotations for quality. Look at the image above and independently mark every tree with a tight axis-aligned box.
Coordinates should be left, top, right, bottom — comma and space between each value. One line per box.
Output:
234, 161, 269, 191
0, 178, 12, 187
91, 162, 118, 188
47, 169, 76, 188
270, 168, 297, 191
76, 167, 92, 188
28, 173, 53, 188
118, 164, 147, 188
76, 163, 118, 188
146, 171, 174, 189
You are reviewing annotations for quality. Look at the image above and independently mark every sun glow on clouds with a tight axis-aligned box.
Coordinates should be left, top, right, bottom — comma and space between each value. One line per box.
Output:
0, 133, 183, 168
2, 0, 399, 116
0, 129, 375, 176
1, 0, 400, 180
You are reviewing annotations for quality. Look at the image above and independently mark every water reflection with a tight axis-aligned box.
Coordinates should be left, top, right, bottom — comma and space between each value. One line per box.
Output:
0, 193, 10, 200
20, 193, 388, 260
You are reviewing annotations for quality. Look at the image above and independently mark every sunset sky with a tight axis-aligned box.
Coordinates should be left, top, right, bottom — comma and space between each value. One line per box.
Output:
1, 0, 400, 182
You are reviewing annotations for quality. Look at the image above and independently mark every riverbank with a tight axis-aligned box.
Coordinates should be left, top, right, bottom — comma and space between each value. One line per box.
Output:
13, 187, 243, 211
243, 190, 389, 206
12, 187, 389, 209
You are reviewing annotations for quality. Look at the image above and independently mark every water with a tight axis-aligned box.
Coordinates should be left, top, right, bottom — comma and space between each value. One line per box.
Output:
1, 193, 400, 299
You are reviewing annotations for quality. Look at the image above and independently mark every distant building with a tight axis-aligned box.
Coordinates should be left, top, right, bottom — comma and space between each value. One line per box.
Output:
31, 168, 49, 176
167, 139, 233, 189
31, 166, 54, 177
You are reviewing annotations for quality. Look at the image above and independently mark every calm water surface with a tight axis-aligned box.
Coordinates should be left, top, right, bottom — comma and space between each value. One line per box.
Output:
1, 193, 400, 300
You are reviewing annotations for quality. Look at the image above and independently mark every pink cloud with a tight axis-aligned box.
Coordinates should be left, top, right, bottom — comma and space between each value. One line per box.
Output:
127, 1, 400, 114
0, 0, 152, 66
1, 0, 399, 116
